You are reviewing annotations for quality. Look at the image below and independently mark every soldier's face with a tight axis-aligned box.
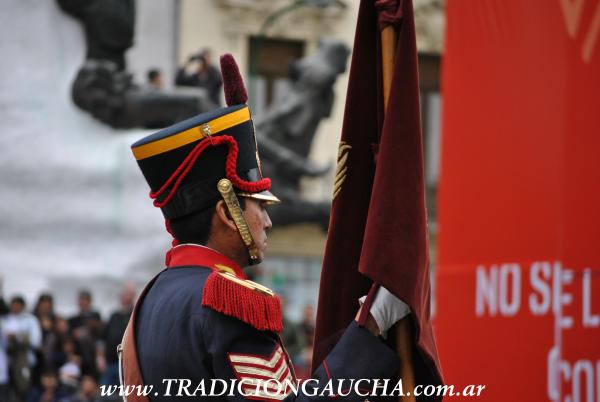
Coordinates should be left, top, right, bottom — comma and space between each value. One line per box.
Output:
243, 198, 272, 261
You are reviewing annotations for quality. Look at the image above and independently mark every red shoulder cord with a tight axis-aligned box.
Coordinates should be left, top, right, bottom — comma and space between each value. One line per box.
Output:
150, 134, 271, 246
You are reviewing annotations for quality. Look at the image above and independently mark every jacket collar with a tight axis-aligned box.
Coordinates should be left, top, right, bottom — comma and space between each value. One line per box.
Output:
165, 243, 246, 279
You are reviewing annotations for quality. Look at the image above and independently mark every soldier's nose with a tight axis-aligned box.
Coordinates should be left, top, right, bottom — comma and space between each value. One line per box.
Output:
264, 210, 272, 230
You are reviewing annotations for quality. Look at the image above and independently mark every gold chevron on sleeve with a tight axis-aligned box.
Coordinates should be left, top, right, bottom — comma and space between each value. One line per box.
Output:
333, 141, 352, 200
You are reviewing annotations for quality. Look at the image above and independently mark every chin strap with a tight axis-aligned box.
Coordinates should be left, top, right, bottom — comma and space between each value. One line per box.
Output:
217, 178, 261, 265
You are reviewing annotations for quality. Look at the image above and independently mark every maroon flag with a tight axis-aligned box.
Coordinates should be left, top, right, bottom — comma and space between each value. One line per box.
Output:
312, 0, 443, 394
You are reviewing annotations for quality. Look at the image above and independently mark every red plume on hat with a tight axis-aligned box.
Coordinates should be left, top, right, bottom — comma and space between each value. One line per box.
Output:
220, 54, 248, 106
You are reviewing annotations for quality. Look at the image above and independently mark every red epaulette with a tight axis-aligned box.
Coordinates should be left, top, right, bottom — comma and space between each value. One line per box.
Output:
202, 271, 283, 333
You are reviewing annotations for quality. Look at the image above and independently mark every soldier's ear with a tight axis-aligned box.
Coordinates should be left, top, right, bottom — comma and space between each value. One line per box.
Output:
215, 200, 237, 232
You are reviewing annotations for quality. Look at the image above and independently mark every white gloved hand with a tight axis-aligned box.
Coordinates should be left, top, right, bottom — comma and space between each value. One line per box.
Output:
359, 287, 411, 337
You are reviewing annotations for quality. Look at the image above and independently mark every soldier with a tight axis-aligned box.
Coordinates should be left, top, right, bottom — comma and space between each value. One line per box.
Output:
122, 54, 410, 402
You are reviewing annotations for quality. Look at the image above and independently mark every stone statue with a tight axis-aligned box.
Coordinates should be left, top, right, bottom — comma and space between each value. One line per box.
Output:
255, 38, 350, 229
57, 0, 213, 129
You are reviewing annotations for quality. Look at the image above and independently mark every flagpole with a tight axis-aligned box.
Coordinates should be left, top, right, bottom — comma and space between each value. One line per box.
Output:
381, 24, 417, 402
381, 26, 397, 110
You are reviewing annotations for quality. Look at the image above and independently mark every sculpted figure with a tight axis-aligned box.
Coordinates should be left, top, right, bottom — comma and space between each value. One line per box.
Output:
57, 0, 213, 129
255, 38, 350, 229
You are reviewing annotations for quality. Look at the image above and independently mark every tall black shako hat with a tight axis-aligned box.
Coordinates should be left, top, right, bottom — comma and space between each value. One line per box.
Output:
131, 54, 279, 262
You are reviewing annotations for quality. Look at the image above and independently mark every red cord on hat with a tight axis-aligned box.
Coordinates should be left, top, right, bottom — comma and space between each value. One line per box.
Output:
149, 135, 271, 209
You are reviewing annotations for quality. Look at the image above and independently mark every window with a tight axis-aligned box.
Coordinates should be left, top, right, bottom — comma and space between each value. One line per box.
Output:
247, 36, 305, 115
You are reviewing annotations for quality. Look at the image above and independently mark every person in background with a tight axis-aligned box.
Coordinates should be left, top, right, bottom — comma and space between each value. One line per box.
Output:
300, 303, 316, 347
67, 291, 102, 378
45, 317, 71, 371
0, 277, 9, 401
100, 283, 136, 386
25, 370, 67, 402
175, 48, 222, 105
34, 293, 56, 350
3, 296, 42, 401
0, 317, 9, 402
61, 375, 102, 402
0, 277, 8, 315
58, 357, 81, 397
146, 68, 163, 91
33, 294, 55, 324
33, 293, 56, 384
296, 303, 316, 378
67, 292, 100, 333
278, 296, 306, 367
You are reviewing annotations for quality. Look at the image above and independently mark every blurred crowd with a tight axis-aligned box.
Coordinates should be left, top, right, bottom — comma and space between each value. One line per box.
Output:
0, 285, 316, 402
0, 286, 135, 402
280, 302, 316, 380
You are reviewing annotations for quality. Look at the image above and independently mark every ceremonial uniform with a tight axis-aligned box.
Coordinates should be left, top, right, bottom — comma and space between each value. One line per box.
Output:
131, 244, 398, 402
122, 54, 400, 402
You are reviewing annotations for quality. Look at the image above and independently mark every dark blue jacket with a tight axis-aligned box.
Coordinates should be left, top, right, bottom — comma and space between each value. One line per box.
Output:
135, 245, 399, 402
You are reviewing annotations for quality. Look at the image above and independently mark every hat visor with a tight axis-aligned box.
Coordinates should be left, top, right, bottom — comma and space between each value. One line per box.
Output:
237, 190, 281, 205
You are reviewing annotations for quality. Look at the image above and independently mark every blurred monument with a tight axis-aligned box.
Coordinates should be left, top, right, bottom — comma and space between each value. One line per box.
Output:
56, 0, 213, 129
255, 38, 350, 229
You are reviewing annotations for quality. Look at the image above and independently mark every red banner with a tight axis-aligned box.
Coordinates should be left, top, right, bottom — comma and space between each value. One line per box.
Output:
436, 0, 600, 401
